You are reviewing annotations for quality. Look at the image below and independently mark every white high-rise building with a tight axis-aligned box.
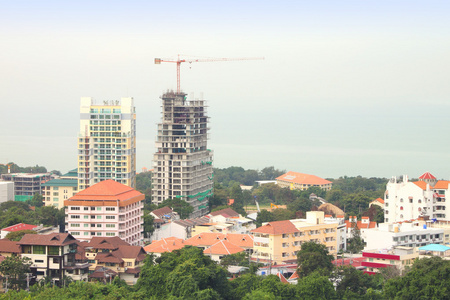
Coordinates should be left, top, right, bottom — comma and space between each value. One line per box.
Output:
152, 91, 213, 218
78, 97, 136, 191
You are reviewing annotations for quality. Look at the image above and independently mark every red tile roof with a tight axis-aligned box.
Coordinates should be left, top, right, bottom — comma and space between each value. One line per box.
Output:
203, 240, 244, 256
419, 172, 436, 180
67, 179, 144, 202
0, 239, 21, 253
151, 206, 173, 218
413, 181, 428, 190
87, 237, 130, 250
375, 198, 384, 204
288, 270, 299, 280
276, 171, 332, 186
18, 233, 77, 246
251, 220, 299, 235
2, 223, 38, 232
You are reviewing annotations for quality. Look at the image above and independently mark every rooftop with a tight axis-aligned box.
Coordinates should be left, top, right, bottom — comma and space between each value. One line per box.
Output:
42, 179, 78, 187
276, 171, 332, 186
18, 233, 77, 246
66, 180, 144, 202
2, 223, 38, 232
251, 220, 299, 235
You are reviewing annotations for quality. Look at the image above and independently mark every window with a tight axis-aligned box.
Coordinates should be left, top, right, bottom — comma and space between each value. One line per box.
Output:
84, 232, 89, 236
97, 216, 101, 219
48, 246, 59, 255
35, 260, 44, 263
72, 232, 80, 236
127, 262, 132, 266
106, 216, 115, 219
106, 207, 115, 211
84, 207, 89, 211
33, 245, 46, 254
97, 224, 102, 228
282, 234, 289, 238
71, 207, 80, 211
106, 232, 115, 236
84, 216, 89, 219
71, 215, 80, 219
84, 224, 89, 227
71, 224, 80, 227
97, 207, 102, 211
96, 232, 102, 236
106, 224, 115, 228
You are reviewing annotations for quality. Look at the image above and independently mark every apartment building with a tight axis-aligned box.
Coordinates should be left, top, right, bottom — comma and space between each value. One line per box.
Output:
18, 233, 90, 285
251, 211, 341, 264
65, 180, 144, 246
0, 173, 52, 201
276, 171, 332, 191
77, 97, 136, 191
151, 91, 213, 218
384, 173, 450, 222
82, 237, 146, 285
0, 182, 14, 203
362, 247, 418, 275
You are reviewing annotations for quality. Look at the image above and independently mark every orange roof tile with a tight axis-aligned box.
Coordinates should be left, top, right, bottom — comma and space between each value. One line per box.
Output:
184, 233, 254, 249
288, 270, 299, 280
375, 198, 384, 204
2, 223, 38, 232
434, 181, 450, 190
67, 180, 144, 202
203, 240, 244, 256
143, 237, 185, 253
209, 208, 239, 218
413, 181, 428, 190
276, 171, 332, 186
251, 220, 299, 235
345, 220, 377, 229
0, 239, 20, 254
276, 272, 289, 284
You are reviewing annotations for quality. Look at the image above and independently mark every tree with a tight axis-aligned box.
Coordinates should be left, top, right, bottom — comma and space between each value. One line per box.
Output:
332, 266, 382, 298
296, 271, 337, 299
28, 193, 44, 208
255, 209, 274, 227
5, 229, 37, 241
143, 213, 154, 238
297, 241, 334, 278
220, 251, 250, 268
0, 256, 32, 290
347, 221, 365, 254
383, 257, 450, 299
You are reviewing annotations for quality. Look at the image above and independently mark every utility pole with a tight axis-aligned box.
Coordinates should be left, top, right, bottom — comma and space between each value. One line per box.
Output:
26, 273, 32, 291
4, 275, 8, 293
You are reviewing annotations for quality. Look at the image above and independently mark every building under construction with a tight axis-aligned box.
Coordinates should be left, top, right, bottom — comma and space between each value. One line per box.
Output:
152, 91, 213, 218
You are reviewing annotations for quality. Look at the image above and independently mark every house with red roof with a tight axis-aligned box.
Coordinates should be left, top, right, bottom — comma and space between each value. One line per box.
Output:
345, 216, 377, 239
276, 171, 332, 191
369, 198, 384, 209
64, 180, 144, 246
143, 237, 185, 256
0, 223, 38, 239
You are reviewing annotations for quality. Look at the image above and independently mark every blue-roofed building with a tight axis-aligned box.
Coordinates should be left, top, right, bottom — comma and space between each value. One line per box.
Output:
42, 169, 78, 208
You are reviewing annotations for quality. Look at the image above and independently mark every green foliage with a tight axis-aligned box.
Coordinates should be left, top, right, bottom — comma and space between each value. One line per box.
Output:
296, 271, 337, 299
5, 229, 37, 241
0, 163, 47, 174
158, 198, 194, 219
28, 193, 44, 208
332, 266, 382, 299
362, 205, 384, 224
136, 171, 152, 198
0, 256, 32, 290
255, 209, 275, 227
143, 213, 155, 238
347, 222, 365, 254
213, 166, 284, 187
136, 246, 230, 299
230, 273, 263, 299
297, 241, 334, 278
383, 256, 450, 299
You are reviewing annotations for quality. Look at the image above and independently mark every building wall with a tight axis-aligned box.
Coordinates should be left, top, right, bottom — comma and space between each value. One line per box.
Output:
0, 182, 14, 203
362, 250, 418, 275
66, 199, 143, 246
151, 92, 213, 218
0, 173, 51, 198
43, 184, 78, 209
77, 97, 136, 191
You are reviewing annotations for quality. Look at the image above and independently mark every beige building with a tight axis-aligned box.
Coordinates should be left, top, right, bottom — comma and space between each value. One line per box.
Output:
276, 171, 332, 191
78, 97, 136, 191
251, 211, 340, 265
362, 247, 418, 275
42, 170, 78, 208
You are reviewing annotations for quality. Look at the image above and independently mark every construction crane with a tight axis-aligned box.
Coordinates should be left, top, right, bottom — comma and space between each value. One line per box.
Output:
154, 55, 264, 94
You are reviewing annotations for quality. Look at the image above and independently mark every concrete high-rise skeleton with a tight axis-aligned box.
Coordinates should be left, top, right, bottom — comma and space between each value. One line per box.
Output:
152, 91, 213, 218
78, 97, 136, 191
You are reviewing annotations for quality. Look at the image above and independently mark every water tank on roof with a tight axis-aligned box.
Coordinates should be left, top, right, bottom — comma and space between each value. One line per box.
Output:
423, 224, 427, 229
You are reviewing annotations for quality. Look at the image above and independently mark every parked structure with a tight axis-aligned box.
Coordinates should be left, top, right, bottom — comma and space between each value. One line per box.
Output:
65, 180, 144, 246
276, 171, 332, 191
251, 211, 343, 264
77, 97, 136, 191
18, 233, 90, 285
151, 91, 213, 218
0, 173, 52, 201
384, 173, 450, 223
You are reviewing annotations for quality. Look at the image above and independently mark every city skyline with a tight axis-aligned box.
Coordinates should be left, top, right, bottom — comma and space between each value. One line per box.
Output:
1, 1, 449, 179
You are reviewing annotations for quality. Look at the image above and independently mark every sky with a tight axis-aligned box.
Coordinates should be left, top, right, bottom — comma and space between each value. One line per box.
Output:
1, 1, 449, 179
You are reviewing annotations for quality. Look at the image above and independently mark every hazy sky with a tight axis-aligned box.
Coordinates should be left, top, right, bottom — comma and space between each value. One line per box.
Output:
1, 1, 449, 179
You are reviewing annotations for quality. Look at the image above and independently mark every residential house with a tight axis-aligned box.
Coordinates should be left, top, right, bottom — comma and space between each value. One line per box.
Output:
362, 247, 418, 275
276, 171, 332, 191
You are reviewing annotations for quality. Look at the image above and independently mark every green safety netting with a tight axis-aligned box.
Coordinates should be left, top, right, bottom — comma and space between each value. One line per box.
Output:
199, 205, 207, 209
175, 188, 213, 200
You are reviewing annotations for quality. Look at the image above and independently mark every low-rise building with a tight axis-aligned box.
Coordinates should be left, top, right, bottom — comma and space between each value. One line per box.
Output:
18, 233, 90, 285
82, 237, 146, 285
363, 221, 444, 250
42, 177, 78, 209
369, 198, 384, 209
276, 171, 332, 191
345, 216, 377, 239
251, 211, 342, 264
0, 223, 38, 239
362, 247, 418, 275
